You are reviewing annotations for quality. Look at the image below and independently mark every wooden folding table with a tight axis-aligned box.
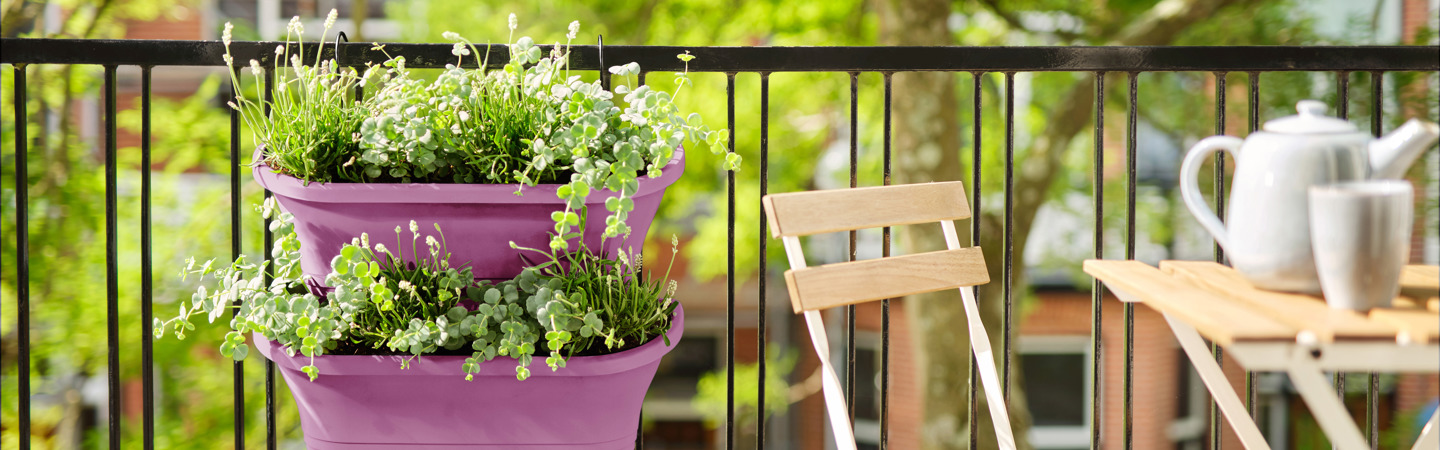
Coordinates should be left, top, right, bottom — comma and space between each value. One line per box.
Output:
1084, 260, 1439, 450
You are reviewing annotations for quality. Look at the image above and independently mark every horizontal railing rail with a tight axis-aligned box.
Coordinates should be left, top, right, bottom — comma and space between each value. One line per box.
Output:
4, 38, 1439, 72
3, 37, 1437, 450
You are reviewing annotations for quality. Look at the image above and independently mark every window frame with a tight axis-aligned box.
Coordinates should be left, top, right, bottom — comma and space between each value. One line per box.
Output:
1021, 335, 1093, 450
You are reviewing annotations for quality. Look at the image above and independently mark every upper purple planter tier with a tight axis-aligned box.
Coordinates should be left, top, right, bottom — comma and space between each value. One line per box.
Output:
253, 149, 684, 283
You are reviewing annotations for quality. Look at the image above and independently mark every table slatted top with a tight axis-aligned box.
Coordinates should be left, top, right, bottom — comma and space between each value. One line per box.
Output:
1083, 260, 1439, 346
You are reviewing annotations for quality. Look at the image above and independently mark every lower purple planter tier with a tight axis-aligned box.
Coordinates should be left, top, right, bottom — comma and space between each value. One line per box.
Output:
255, 303, 684, 449
254, 149, 684, 283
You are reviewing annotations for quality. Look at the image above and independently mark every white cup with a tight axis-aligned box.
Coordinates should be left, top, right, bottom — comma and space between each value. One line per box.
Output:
1307, 180, 1413, 311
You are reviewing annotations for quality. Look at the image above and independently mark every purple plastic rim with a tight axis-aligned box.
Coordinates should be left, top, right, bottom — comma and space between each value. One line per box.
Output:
252, 148, 684, 205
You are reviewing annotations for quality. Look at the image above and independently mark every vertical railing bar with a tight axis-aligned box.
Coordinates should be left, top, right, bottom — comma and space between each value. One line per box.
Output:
1367, 70, 1383, 450
597, 35, 608, 92
141, 65, 156, 450
1246, 71, 1260, 421
1123, 71, 1138, 450
230, 64, 246, 450
1333, 69, 1349, 402
1212, 71, 1228, 264
846, 71, 859, 423
12, 63, 31, 450
1337, 71, 1350, 120
725, 71, 737, 450
1002, 71, 1015, 404
1209, 70, 1228, 450
263, 66, 278, 450
880, 71, 894, 449
1090, 71, 1105, 450
968, 70, 983, 450
757, 71, 770, 449
104, 64, 121, 450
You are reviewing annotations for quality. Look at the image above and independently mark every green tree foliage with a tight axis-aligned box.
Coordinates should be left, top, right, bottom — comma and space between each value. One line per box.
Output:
1, 2, 282, 447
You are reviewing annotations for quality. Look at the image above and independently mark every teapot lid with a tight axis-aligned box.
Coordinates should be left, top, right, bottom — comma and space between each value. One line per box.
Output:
1263, 100, 1358, 134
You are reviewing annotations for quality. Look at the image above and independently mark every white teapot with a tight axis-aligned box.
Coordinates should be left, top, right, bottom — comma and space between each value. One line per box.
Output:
1180, 100, 1438, 293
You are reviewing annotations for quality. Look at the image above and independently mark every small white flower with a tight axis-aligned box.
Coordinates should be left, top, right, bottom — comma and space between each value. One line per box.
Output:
288, 16, 304, 35
222, 54, 234, 65
275, 45, 284, 56
249, 59, 263, 75
508, 13, 517, 31
324, 9, 338, 29
222, 22, 234, 46
425, 235, 438, 248
375, 243, 388, 254
409, 220, 419, 235
442, 31, 460, 41
567, 21, 580, 40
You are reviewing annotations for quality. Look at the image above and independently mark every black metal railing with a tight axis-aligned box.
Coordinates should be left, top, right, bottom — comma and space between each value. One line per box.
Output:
2, 38, 1437, 449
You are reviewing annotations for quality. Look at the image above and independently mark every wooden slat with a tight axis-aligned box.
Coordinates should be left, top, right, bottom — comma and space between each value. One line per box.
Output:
1368, 309, 1439, 345
1161, 261, 1399, 343
762, 182, 970, 238
1084, 260, 1296, 345
1401, 265, 1440, 289
785, 247, 988, 312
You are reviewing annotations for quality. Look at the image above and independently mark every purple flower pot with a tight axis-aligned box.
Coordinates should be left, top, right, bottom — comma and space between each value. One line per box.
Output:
254, 303, 684, 449
253, 149, 684, 282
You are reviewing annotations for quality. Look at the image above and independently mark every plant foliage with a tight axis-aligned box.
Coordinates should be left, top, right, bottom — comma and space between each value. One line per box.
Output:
227, 12, 734, 244
155, 199, 678, 381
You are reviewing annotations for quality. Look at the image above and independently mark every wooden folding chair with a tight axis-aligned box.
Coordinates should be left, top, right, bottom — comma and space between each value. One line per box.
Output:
762, 181, 1016, 450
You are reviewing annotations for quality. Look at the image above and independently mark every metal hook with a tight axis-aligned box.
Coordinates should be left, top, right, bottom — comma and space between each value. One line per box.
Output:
336, 31, 348, 65
597, 34, 608, 92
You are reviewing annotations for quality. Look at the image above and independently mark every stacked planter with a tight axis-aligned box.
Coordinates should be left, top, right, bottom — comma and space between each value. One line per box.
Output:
251, 150, 686, 448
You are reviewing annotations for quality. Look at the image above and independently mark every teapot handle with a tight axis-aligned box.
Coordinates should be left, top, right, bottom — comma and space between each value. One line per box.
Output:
1179, 136, 1241, 252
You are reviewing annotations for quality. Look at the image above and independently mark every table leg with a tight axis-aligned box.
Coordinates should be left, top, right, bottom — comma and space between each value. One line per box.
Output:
1286, 347, 1370, 450
1412, 409, 1438, 450
1162, 313, 1273, 450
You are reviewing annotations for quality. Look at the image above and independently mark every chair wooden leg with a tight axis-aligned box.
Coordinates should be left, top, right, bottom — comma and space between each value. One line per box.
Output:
960, 287, 1017, 450
803, 310, 858, 450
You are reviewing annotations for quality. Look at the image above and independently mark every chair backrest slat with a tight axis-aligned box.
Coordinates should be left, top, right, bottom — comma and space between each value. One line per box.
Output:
784, 247, 989, 312
762, 181, 971, 238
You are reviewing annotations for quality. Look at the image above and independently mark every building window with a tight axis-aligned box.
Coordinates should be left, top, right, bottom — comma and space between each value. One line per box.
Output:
844, 332, 882, 450
1169, 355, 1207, 450
643, 331, 722, 448
1022, 335, 1091, 450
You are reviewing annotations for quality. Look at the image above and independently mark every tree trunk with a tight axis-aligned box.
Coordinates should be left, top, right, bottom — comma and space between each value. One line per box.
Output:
352, 0, 368, 42
878, 0, 1254, 448
875, 0, 1036, 448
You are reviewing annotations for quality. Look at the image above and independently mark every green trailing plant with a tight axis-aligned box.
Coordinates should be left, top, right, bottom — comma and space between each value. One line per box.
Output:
154, 199, 678, 381
234, 12, 734, 249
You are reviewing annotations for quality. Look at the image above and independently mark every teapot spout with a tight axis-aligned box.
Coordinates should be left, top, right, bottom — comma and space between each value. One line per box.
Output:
1369, 119, 1439, 179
